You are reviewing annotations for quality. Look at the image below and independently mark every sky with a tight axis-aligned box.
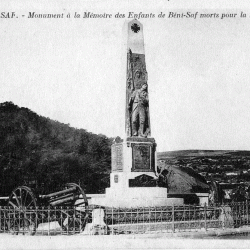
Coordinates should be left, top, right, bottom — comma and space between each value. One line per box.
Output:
1, 1, 250, 151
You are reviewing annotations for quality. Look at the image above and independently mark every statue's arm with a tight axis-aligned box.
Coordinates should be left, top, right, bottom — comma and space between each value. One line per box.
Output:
142, 93, 149, 106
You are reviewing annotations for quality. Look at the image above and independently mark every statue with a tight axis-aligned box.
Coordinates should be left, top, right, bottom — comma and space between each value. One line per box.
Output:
125, 20, 151, 138
128, 82, 149, 137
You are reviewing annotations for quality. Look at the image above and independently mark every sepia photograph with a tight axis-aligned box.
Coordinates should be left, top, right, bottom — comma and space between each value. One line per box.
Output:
1, 0, 250, 249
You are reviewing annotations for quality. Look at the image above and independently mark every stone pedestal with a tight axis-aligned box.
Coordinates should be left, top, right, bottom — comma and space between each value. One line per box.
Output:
111, 137, 157, 177
89, 137, 183, 208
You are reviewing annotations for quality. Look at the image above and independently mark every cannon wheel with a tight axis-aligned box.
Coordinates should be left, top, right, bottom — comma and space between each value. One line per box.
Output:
59, 183, 89, 233
8, 186, 37, 235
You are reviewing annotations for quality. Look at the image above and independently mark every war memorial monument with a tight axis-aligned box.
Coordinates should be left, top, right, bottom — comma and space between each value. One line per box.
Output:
89, 19, 185, 208
1, 19, 243, 240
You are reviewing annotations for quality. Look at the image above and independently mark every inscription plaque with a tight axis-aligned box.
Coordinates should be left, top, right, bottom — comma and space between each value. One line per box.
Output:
111, 144, 123, 172
131, 143, 154, 172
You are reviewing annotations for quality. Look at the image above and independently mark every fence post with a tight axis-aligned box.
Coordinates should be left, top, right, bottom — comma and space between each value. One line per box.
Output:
246, 200, 249, 226
172, 205, 175, 233
48, 206, 50, 236
204, 203, 207, 231
111, 207, 114, 235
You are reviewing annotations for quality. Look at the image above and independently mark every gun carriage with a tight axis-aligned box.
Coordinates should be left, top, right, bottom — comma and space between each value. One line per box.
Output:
3, 183, 89, 235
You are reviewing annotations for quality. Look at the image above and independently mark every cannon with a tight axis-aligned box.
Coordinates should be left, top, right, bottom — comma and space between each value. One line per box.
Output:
5, 183, 89, 235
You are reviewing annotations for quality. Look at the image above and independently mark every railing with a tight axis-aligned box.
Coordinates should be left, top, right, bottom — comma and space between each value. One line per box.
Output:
105, 205, 222, 234
0, 202, 249, 236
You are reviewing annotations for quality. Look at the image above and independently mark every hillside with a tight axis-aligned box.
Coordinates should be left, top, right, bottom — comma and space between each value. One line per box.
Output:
2, 101, 250, 198
0, 102, 112, 196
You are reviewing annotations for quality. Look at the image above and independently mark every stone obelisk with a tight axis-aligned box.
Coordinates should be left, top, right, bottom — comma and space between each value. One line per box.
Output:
107, 19, 164, 205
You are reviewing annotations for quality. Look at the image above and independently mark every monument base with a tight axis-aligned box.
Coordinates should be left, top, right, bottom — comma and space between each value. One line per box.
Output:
89, 186, 183, 208
87, 137, 184, 208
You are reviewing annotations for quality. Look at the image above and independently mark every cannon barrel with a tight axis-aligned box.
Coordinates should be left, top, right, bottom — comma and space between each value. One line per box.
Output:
49, 192, 75, 203
39, 186, 77, 199
50, 195, 75, 206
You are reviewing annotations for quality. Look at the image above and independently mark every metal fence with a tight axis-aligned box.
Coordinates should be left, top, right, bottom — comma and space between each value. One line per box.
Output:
0, 202, 249, 236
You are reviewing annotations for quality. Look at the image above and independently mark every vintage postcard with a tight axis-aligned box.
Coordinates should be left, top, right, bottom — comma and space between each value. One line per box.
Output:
0, 0, 250, 249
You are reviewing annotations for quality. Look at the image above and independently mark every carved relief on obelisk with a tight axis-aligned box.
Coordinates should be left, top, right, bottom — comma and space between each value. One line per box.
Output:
126, 20, 151, 138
